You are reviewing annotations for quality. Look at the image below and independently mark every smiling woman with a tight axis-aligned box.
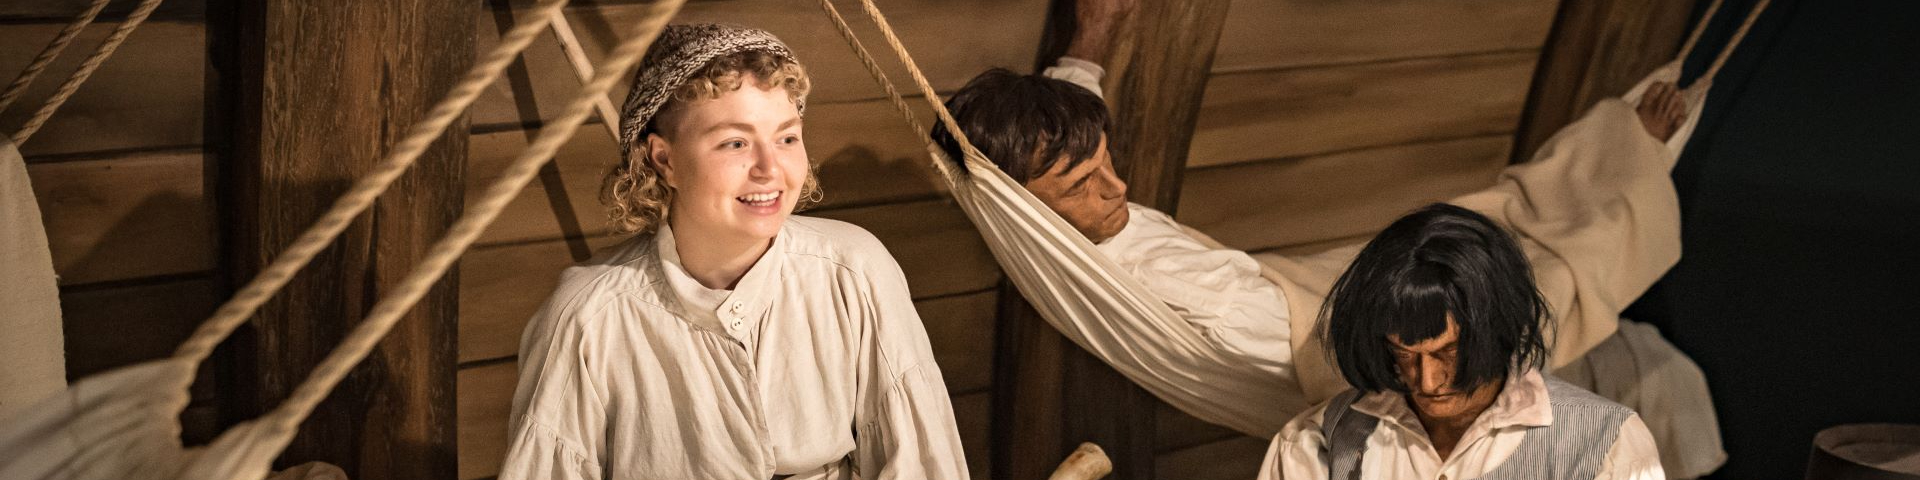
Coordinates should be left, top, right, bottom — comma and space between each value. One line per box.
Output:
500, 23, 969, 480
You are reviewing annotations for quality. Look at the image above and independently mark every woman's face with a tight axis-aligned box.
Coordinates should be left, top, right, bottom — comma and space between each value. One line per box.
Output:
649, 76, 808, 244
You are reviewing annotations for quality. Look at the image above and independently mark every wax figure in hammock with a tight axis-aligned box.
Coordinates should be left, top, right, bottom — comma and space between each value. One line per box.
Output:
927, 0, 1726, 477
500, 24, 967, 480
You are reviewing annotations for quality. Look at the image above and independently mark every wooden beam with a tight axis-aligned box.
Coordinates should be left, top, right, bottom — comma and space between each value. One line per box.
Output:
994, 2, 1230, 479
216, 1, 472, 478
1511, 0, 1698, 163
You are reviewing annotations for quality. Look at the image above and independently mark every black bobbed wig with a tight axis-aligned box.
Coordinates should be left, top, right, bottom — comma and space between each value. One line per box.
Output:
1318, 203, 1551, 394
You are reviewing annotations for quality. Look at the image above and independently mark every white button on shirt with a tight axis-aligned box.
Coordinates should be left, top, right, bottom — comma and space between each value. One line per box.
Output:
499, 217, 968, 480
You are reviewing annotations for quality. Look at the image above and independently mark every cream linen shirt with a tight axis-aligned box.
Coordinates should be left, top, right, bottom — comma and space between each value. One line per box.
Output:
500, 217, 968, 480
1257, 370, 1664, 480
1091, 203, 1307, 436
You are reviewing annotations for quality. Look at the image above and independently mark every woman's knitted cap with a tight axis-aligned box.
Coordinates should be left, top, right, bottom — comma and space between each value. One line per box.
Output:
618, 23, 802, 161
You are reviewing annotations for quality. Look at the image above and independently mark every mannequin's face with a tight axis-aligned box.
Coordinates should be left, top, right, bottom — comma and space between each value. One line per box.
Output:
1389, 317, 1503, 422
1022, 136, 1129, 242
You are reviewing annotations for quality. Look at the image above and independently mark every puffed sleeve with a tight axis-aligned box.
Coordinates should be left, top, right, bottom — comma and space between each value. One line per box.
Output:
498, 293, 613, 480
1595, 414, 1667, 480
846, 240, 970, 479
1258, 403, 1333, 480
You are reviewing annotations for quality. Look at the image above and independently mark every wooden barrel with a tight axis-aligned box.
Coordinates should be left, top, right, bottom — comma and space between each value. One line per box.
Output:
1806, 424, 1920, 480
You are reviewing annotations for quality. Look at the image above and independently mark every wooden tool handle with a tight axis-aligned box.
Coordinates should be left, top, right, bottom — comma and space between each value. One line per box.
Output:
1047, 442, 1114, 480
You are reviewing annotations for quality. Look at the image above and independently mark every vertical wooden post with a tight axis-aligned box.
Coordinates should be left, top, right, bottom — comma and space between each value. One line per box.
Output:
994, 2, 1230, 479
1512, 0, 1698, 163
217, 1, 472, 479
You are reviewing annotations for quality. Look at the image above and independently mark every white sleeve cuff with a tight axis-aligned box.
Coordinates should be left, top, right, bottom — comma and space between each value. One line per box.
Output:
1042, 56, 1107, 99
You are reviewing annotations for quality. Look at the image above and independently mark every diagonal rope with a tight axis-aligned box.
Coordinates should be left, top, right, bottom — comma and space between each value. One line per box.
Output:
258, 0, 686, 436
1699, 0, 1771, 84
810, 0, 987, 185
9, 0, 165, 147
0, 0, 111, 114
1674, 0, 1727, 65
170, 0, 575, 365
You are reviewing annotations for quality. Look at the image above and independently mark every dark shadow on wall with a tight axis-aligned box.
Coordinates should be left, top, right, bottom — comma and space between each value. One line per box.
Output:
1627, 1, 1920, 479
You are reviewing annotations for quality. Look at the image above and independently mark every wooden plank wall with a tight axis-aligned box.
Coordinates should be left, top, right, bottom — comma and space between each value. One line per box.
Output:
1155, 0, 1561, 477
6, 0, 1568, 477
456, 1, 1047, 478
0, 2, 220, 443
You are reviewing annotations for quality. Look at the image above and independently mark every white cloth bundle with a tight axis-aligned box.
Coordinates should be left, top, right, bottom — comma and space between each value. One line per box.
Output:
0, 138, 68, 421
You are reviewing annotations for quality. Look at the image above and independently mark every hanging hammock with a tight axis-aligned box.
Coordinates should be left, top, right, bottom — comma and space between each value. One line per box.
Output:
794, 1, 1765, 478
0, 0, 1771, 476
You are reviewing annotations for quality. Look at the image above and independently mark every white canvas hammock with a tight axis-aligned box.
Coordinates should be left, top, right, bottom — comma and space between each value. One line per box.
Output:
0, 0, 1764, 476
805, 0, 1764, 478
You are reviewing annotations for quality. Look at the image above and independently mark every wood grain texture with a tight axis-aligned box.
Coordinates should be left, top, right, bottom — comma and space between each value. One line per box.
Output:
471, 0, 1048, 130
455, 362, 994, 480
1153, 401, 1243, 455
0, 0, 204, 21
1213, 0, 1558, 73
456, 360, 516, 480
58, 276, 225, 443
456, 236, 614, 364
219, 2, 472, 478
1186, 51, 1540, 169
25, 149, 213, 286
1177, 135, 1511, 253
1512, 0, 1695, 162
1103, 0, 1232, 212
809, 200, 1004, 299
468, 98, 948, 247
0, 21, 204, 157
58, 277, 220, 379
1152, 436, 1271, 480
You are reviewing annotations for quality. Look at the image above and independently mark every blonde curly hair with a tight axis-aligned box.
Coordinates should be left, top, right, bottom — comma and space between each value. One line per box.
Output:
602, 49, 818, 235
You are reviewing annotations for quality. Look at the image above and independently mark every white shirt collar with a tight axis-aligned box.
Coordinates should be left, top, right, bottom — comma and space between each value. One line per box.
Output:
654, 223, 785, 339
1350, 369, 1555, 443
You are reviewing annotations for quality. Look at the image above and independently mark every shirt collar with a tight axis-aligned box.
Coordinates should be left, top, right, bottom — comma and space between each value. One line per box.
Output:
654, 223, 785, 340
1350, 369, 1555, 435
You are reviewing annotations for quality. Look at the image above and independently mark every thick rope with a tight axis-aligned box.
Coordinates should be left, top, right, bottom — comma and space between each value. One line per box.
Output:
9, 0, 165, 147
852, 0, 993, 168
811, 0, 928, 137
1699, 0, 1771, 84
0, 0, 111, 114
548, 12, 623, 141
260, 0, 686, 436
1674, 0, 1727, 65
170, 0, 574, 365
810, 0, 989, 184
